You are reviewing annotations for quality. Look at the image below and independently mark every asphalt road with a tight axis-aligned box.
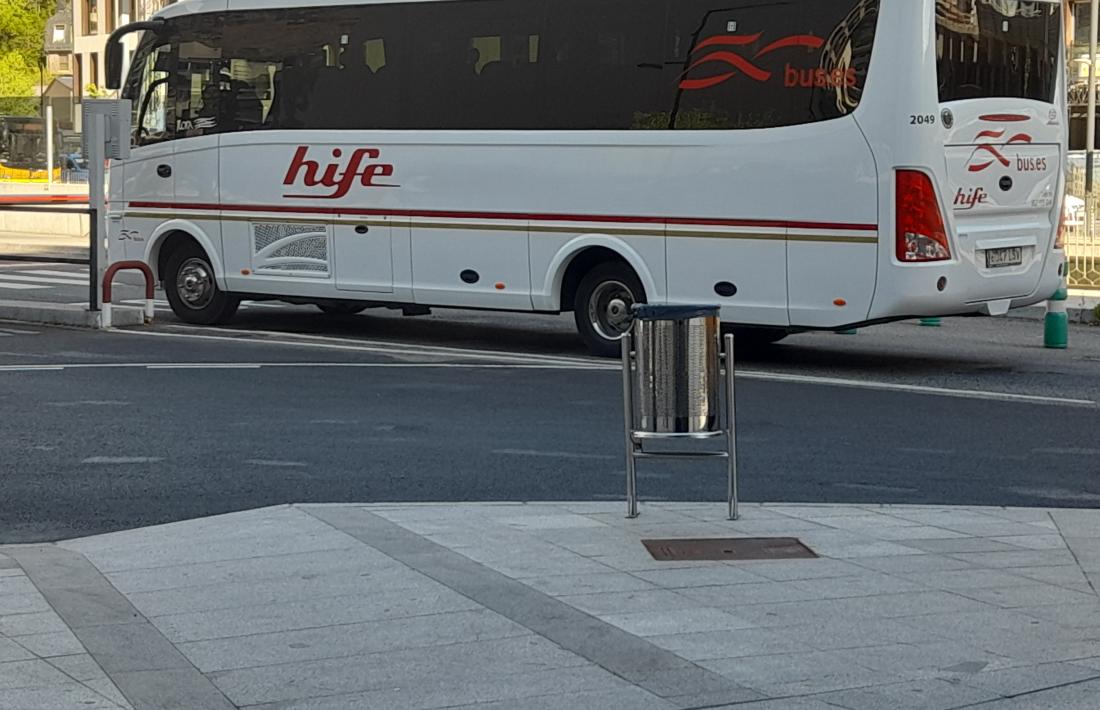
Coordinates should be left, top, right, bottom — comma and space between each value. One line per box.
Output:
2, 304, 1099, 542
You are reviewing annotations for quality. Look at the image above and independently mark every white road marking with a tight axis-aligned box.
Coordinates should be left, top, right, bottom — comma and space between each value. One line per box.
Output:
0, 274, 88, 286
21, 270, 89, 278
163, 324, 608, 365
245, 459, 308, 467
0, 362, 608, 372
740, 371, 1094, 407
46, 400, 130, 407
493, 449, 618, 460
119, 299, 303, 310
81, 456, 163, 464
145, 363, 262, 369
1032, 447, 1100, 456
7, 323, 1096, 407
0, 352, 1091, 407
0, 365, 64, 371
112, 328, 613, 368
0, 282, 45, 290
0, 327, 38, 335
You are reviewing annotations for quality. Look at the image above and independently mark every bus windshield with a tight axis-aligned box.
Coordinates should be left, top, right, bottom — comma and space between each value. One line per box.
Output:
936, 0, 1061, 104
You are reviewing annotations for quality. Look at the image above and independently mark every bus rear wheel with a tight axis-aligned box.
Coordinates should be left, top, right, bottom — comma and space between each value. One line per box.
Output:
574, 262, 645, 358
163, 243, 240, 325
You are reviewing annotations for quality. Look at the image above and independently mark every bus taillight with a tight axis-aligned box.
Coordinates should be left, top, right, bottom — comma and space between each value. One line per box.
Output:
896, 170, 950, 263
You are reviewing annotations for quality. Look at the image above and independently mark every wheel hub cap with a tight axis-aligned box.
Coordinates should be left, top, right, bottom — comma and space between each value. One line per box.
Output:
589, 281, 636, 341
177, 258, 214, 310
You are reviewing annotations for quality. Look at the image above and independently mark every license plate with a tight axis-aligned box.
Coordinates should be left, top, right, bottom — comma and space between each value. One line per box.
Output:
985, 247, 1023, 269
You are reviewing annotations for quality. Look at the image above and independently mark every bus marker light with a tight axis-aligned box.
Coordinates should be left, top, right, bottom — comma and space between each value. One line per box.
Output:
241, 269, 251, 275
495, 282, 506, 290
833, 299, 846, 307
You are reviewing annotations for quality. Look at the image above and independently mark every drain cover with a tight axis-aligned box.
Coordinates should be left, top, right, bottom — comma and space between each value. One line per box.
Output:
642, 537, 817, 561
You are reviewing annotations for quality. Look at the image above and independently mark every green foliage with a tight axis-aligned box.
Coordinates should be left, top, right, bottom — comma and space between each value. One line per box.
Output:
0, 0, 52, 101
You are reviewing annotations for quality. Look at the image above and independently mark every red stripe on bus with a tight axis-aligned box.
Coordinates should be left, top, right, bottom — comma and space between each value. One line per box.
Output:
128, 201, 878, 232
0, 194, 89, 204
978, 114, 1030, 122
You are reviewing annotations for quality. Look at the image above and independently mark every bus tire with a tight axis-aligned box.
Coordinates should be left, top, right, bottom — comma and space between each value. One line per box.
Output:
573, 262, 646, 358
163, 242, 240, 325
317, 303, 367, 316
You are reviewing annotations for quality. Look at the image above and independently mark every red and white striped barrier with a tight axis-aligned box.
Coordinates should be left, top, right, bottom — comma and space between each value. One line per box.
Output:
102, 261, 155, 328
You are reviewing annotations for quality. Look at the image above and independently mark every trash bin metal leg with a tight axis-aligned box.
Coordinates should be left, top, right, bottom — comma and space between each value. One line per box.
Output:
724, 333, 739, 521
622, 332, 639, 518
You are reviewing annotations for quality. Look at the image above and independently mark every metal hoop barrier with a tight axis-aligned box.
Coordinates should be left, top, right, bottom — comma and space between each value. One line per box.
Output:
102, 260, 156, 328
621, 304, 738, 520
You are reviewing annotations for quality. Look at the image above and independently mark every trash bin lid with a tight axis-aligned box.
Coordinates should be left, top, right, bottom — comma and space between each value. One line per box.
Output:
631, 304, 720, 321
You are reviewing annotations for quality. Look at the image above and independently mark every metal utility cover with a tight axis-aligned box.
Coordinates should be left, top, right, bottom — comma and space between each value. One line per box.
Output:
642, 537, 817, 561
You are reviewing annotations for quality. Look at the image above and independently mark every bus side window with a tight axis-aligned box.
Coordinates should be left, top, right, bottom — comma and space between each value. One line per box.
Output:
122, 38, 173, 146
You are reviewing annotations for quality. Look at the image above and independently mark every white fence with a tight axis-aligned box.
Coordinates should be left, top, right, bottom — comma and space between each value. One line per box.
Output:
1065, 152, 1100, 290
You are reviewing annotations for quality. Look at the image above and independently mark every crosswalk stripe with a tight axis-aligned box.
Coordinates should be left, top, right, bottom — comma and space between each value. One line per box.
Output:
0, 274, 89, 286
0, 282, 45, 290
20, 270, 90, 278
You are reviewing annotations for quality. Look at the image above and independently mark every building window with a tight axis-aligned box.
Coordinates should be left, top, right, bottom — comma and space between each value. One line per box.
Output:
90, 52, 100, 90
58, 54, 71, 72
74, 54, 84, 98
52, 24, 66, 43
84, 0, 99, 34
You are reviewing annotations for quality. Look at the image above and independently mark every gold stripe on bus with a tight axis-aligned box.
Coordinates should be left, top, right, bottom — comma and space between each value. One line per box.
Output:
124, 212, 876, 243
787, 234, 878, 244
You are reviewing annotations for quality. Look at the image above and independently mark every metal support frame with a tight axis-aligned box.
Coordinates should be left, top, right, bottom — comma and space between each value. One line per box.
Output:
0, 199, 95, 309
622, 331, 739, 520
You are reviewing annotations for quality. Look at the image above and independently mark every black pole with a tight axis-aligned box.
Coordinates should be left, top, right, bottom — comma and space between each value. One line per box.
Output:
88, 207, 99, 311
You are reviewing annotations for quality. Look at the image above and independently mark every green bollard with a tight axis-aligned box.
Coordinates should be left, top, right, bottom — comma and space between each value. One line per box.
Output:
1044, 284, 1068, 350
920, 318, 942, 327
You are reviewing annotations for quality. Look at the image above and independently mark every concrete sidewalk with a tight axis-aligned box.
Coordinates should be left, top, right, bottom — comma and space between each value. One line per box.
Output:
2, 502, 1100, 710
0, 232, 87, 261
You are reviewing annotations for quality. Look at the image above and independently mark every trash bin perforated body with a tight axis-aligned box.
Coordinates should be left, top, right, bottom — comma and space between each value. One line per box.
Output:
632, 304, 721, 435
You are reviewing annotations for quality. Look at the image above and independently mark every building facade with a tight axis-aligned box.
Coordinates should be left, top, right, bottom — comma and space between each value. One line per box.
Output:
69, 0, 172, 99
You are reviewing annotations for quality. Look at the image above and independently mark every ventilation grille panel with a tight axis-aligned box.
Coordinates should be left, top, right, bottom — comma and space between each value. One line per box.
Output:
251, 222, 329, 277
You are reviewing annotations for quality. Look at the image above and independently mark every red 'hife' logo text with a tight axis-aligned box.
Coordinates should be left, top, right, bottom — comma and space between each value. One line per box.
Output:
283, 146, 399, 199
954, 187, 989, 211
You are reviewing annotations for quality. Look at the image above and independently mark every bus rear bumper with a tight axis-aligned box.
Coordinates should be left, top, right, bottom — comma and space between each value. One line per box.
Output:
863, 253, 1064, 324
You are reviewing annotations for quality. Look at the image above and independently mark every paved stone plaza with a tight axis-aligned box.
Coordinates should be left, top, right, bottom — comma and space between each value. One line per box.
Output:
2, 502, 1100, 709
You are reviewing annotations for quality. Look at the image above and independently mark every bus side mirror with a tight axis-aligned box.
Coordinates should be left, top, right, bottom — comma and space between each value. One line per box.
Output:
106, 40, 124, 90
104, 20, 166, 90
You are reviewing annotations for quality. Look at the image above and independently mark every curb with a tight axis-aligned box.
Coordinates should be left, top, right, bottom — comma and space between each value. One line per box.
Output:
1009, 301, 1099, 325
0, 299, 143, 328
0, 242, 89, 261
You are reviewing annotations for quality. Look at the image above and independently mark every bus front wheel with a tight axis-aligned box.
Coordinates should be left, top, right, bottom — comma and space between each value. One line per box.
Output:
574, 262, 645, 358
163, 243, 240, 325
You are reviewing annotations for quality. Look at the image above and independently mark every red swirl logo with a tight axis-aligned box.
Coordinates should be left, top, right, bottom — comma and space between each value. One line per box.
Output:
679, 33, 826, 91
967, 130, 1032, 173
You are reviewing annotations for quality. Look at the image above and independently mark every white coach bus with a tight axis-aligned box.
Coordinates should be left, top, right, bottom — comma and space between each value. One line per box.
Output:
105, 0, 1067, 356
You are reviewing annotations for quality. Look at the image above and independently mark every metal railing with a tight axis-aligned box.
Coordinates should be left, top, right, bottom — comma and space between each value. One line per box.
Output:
0, 194, 96, 309
1065, 152, 1100, 290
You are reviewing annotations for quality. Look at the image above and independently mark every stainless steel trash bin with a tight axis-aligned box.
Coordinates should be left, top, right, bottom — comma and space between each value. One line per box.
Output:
632, 304, 721, 434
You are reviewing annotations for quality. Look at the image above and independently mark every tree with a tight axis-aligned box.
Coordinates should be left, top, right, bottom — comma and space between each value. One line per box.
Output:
0, 0, 52, 99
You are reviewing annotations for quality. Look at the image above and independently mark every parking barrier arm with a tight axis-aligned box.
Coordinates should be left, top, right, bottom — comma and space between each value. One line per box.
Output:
101, 260, 155, 328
